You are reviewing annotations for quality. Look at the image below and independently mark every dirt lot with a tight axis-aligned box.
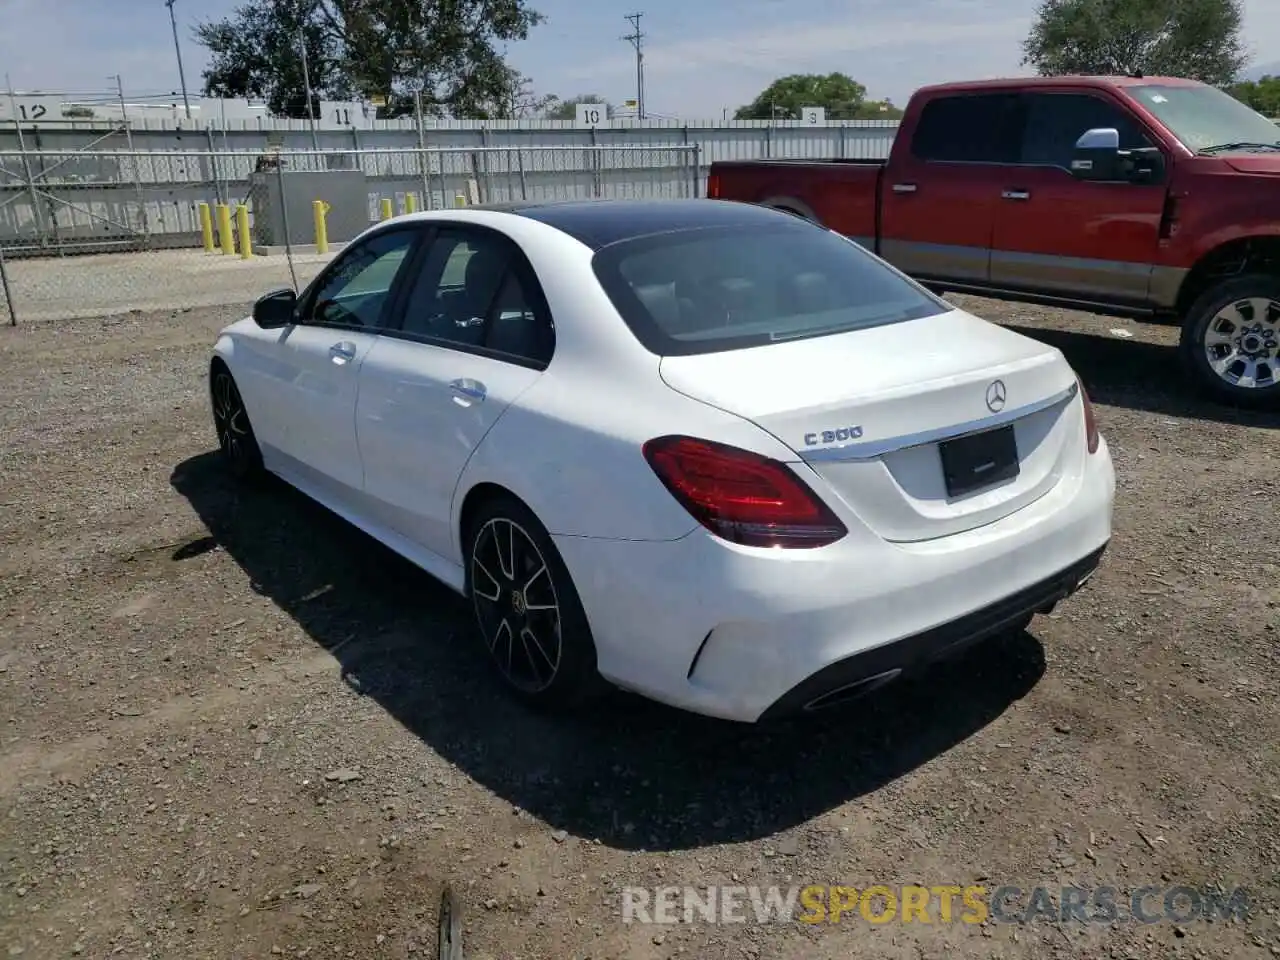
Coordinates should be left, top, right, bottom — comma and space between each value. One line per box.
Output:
1, 292, 1278, 960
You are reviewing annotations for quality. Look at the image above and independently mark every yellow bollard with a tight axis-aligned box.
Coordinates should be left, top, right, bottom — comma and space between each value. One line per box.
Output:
216, 203, 234, 256
236, 204, 253, 259
405, 192, 418, 214
312, 200, 330, 254
454, 194, 467, 207
198, 202, 214, 252
380, 197, 394, 221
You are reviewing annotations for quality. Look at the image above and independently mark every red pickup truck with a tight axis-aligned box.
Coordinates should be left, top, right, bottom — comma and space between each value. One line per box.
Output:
707, 76, 1280, 408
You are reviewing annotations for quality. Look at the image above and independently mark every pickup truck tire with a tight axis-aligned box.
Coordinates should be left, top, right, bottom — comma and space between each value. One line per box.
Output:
759, 197, 818, 222
1179, 275, 1280, 410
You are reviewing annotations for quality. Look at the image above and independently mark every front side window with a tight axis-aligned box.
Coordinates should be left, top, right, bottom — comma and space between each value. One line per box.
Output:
1128, 83, 1280, 154
911, 93, 1023, 164
305, 229, 416, 329
592, 221, 946, 356
1019, 92, 1155, 169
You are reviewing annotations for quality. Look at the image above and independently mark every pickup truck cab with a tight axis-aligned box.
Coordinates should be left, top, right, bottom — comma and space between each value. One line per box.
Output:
707, 76, 1280, 408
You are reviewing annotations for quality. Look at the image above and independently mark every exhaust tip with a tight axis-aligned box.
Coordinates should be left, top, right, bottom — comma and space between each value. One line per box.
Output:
802, 669, 902, 712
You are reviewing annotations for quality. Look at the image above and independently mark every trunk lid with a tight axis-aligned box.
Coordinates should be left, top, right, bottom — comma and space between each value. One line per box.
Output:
659, 308, 1083, 543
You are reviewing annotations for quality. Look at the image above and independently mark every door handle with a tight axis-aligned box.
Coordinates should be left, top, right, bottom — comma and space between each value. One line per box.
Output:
891, 183, 918, 194
1001, 190, 1031, 200
449, 378, 487, 402
329, 340, 357, 365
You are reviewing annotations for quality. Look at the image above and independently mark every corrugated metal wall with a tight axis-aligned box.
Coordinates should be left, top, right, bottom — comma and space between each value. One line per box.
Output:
0, 120, 899, 251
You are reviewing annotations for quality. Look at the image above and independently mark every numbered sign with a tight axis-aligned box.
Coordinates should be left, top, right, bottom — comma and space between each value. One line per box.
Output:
0, 95, 64, 124
321, 99, 374, 128
575, 103, 605, 128
800, 106, 826, 125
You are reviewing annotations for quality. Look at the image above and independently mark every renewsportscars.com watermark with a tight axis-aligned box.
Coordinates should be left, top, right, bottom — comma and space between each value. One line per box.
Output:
621, 884, 1251, 926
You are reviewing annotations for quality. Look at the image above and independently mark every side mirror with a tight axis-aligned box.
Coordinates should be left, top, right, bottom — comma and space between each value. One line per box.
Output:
1075, 127, 1120, 151
1123, 147, 1167, 184
252, 288, 297, 328
1070, 127, 1122, 180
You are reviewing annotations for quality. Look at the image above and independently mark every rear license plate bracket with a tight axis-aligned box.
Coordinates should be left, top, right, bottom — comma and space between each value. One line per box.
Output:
939, 424, 1019, 498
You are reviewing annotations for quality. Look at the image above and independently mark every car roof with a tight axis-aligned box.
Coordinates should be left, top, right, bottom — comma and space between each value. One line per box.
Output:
457, 198, 792, 250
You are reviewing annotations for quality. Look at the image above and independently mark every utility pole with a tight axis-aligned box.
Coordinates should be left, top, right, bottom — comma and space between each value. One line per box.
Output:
623, 12, 645, 120
164, 0, 192, 119
299, 28, 319, 150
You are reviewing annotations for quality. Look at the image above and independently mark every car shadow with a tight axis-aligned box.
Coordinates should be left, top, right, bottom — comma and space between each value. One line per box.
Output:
171, 452, 1046, 853
1003, 324, 1280, 430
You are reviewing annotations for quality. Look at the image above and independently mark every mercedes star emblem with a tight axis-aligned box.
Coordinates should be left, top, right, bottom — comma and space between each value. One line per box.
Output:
985, 379, 1007, 413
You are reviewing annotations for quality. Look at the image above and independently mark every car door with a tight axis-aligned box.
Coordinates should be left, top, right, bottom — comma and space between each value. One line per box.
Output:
988, 91, 1169, 305
355, 224, 555, 562
879, 92, 1023, 284
255, 225, 422, 497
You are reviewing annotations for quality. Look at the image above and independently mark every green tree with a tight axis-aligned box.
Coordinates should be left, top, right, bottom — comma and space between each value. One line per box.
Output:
734, 73, 887, 120
1022, 0, 1246, 86
196, 0, 544, 119
544, 94, 613, 121
1228, 75, 1280, 117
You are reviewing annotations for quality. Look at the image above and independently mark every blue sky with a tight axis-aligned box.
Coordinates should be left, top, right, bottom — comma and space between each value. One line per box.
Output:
1, 0, 1277, 118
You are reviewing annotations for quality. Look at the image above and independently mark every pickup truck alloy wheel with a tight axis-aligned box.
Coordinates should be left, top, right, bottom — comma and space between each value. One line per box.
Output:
464, 495, 601, 710
1181, 275, 1280, 409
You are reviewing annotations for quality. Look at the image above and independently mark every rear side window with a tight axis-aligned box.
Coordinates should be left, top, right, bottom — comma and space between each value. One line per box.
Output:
592, 221, 946, 357
911, 93, 1023, 163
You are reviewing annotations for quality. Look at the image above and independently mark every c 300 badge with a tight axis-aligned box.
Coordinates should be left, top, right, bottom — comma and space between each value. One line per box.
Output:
803, 426, 864, 446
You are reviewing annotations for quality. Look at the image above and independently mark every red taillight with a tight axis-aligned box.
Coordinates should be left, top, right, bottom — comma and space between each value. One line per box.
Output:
706, 173, 722, 199
641, 435, 847, 548
1079, 380, 1100, 454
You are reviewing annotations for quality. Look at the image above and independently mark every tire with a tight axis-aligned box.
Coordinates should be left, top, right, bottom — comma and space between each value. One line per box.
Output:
771, 205, 809, 221
1179, 274, 1280, 409
463, 493, 602, 712
210, 363, 264, 481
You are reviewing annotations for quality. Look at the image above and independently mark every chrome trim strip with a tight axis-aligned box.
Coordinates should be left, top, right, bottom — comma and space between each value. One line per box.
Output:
801, 381, 1079, 463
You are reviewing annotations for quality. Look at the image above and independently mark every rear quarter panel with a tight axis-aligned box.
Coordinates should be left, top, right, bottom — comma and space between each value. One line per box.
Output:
447, 223, 803, 556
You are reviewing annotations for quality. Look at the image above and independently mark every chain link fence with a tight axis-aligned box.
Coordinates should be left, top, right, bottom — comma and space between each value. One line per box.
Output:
0, 143, 701, 323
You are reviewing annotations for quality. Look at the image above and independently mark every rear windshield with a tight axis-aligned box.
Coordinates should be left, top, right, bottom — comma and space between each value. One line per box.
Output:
591, 220, 947, 356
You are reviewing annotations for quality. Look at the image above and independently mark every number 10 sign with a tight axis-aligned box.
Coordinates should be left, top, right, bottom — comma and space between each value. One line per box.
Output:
575, 103, 605, 128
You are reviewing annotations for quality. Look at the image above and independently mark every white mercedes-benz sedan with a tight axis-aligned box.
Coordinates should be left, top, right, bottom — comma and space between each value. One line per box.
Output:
209, 198, 1115, 723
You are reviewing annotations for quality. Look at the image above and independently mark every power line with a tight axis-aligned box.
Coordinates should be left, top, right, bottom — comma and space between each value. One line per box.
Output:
622, 12, 645, 120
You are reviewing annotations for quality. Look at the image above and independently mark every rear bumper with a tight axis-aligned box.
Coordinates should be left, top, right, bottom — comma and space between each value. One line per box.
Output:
554, 437, 1114, 723
756, 543, 1106, 720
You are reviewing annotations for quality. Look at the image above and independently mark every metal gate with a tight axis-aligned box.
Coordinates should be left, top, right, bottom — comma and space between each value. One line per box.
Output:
0, 124, 154, 254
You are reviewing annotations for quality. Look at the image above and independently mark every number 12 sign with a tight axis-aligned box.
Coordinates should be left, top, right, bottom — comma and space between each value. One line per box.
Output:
0, 96, 64, 124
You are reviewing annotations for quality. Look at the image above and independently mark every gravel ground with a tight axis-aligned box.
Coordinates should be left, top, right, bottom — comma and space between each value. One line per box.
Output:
0, 293, 1278, 960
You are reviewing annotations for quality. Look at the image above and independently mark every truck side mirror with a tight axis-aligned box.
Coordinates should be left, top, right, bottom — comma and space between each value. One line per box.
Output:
1070, 127, 1121, 181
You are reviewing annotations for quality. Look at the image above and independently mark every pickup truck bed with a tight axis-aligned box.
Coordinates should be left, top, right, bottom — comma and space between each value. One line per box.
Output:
708, 160, 886, 250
